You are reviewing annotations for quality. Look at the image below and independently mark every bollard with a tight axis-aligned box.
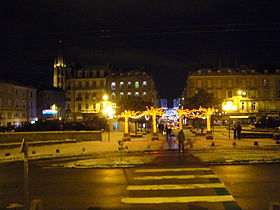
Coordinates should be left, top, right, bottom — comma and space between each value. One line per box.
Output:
254, 141, 259, 146
190, 142, 193, 148
30, 199, 43, 210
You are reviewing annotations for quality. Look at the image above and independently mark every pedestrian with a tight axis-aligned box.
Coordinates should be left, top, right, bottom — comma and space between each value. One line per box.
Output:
236, 123, 242, 139
177, 130, 185, 153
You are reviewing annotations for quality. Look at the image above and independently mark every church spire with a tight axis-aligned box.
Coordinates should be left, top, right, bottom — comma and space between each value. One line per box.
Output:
53, 40, 67, 89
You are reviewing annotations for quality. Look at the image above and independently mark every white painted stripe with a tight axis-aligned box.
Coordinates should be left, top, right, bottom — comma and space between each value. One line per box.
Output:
134, 174, 218, 180
135, 168, 211, 173
127, 183, 225, 190
121, 195, 235, 204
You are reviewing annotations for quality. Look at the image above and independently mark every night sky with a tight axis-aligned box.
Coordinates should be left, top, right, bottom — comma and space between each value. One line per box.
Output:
1, 0, 280, 99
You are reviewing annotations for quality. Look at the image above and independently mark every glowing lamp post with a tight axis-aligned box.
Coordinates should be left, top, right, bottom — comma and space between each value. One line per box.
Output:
222, 101, 237, 139
102, 95, 116, 141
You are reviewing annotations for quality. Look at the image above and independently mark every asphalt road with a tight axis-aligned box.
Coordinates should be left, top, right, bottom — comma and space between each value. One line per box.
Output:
0, 152, 280, 209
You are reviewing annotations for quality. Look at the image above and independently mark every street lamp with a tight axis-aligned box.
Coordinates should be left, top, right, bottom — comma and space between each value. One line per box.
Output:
102, 94, 116, 141
222, 101, 237, 139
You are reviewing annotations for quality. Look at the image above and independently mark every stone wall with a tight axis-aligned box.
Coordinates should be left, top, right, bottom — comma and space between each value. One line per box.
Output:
0, 131, 102, 144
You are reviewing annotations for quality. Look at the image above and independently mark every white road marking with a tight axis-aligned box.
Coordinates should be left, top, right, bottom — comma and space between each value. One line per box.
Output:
127, 183, 225, 190
135, 168, 211, 173
134, 174, 218, 180
121, 195, 235, 204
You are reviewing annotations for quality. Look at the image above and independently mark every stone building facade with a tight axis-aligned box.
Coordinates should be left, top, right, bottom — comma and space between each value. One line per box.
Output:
0, 80, 37, 127
182, 67, 280, 116
107, 70, 158, 107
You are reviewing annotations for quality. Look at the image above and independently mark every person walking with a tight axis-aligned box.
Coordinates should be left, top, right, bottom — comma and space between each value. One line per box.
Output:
177, 130, 185, 153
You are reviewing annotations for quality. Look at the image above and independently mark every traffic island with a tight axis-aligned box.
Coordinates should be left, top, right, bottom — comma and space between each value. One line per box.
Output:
206, 131, 213, 140
151, 133, 159, 140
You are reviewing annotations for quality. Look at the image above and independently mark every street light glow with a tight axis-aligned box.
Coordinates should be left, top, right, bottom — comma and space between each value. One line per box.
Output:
222, 101, 237, 111
103, 94, 108, 101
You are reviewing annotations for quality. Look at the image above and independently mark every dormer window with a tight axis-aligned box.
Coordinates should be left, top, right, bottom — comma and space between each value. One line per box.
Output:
264, 70, 268, 75
111, 82, 116, 90
217, 70, 221, 75
242, 70, 246, 75
207, 70, 211, 75
250, 70, 255, 75
228, 70, 232, 75
276, 69, 280, 75
197, 70, 201, 75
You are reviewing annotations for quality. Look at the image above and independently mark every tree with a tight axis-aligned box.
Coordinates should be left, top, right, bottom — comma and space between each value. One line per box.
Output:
185, 89, 220, 109
116, 96, 153, 113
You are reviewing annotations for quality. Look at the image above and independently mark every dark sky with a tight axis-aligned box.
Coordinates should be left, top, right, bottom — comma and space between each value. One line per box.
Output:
1, 0, 280, 99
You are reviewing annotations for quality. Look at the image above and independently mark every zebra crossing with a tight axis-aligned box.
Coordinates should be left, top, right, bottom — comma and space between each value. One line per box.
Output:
121, 166, 241, 209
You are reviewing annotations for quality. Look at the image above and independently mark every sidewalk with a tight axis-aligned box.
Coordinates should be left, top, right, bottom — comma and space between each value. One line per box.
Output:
0, 129, 279, 165
181, 128, 280, 165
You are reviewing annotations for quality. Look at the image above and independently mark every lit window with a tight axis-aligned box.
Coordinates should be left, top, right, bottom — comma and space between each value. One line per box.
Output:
143, 81, 147, 87
120, 81, 124, 89
120, 92, 124, 95
135, 92, 139, 96
127, 92, 131, 95
111, 82, 116, 90
127, 82, 132, 89
135, 81, 139, 89
251, 102, 256, 110
112, 93, 116, 100
241, 102, 245, 110
143, 92, 147, 95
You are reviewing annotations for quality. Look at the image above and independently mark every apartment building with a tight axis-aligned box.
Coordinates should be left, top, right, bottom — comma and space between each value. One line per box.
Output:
0, 80, 37, 127
182, 67, 280, 116
64, 65, 111, 121
107, 70, 158, 107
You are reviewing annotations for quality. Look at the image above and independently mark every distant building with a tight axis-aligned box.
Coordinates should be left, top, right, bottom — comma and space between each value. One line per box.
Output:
52, 48, 159, 122
64, 65, 112, 121
107, 70, 158, 107
0, 80, 37, 127
182, 66, 280, 117
37, 88, 65, 120
159, 99, 168, 109
172, 98, 180, 109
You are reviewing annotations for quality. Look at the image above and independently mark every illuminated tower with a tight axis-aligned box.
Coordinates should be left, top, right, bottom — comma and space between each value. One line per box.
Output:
53, 40, 67, 90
